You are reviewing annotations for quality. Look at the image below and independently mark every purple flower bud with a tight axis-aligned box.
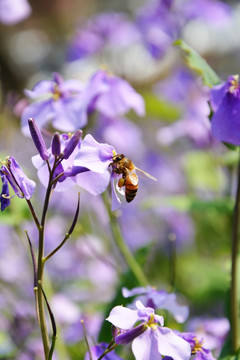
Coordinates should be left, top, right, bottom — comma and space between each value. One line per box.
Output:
0, 173, 10, 211
62, 130, 82, 160
115, 323, 147, 345
28, 118, 49, 160
51, 132, 61, 156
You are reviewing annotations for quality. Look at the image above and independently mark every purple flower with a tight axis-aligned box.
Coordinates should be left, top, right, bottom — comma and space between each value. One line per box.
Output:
85, 343, 124, 360
135, 0, 178, 59
181, 0, 231, 25
67, 12, 140, 61
21, 72, 87, 134
210, 75, 240, 145
178, 333, 216, 360
122, 286, 189, 323
0, 0, 31, 25
187, 317, 230, 356
135, 0, 231, 59
85, 70, 145, 118
32, 132, 116, 197
73, 134, 115, 196
0, 157, 36, 211
107, 300, 191, 360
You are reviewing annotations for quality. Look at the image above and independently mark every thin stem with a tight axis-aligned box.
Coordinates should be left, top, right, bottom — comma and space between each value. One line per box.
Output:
37, 227, 50, 358
97, 342, 117, 360
230, 151, 240, 352
102, 192, 148, 287
44, 233, 70, 262
36, 160, 57, 359
26, 199, 40, 229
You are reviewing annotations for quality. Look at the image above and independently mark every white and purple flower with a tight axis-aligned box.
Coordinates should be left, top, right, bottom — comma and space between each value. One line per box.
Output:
178, 332, 216, 360
21, 72, 87, 134
107, 300, 191, 360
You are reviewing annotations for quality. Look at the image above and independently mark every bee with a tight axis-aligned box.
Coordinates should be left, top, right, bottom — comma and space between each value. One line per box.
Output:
111, 154, 157, 203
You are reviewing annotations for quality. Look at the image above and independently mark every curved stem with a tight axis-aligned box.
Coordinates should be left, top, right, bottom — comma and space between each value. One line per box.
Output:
102, 192, 148, 287
230, 151, 240, 352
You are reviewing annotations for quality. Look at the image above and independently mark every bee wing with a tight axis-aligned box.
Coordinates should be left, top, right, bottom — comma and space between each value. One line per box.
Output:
135, 167, 157, 181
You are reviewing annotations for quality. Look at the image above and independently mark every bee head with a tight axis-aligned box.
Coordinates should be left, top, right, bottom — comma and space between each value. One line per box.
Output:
113, 154, 125, 162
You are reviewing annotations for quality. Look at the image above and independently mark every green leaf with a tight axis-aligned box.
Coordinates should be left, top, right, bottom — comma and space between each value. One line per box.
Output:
143, 92, 181, 122
174, 39, 221, 87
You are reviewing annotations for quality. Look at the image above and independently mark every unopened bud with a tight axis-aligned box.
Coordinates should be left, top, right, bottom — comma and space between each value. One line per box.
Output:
28, 118, 49, 160
51, 132, 61, 156
63, 130, 82, 159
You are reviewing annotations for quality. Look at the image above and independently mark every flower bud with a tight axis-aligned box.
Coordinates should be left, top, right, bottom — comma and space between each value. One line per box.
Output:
51, 132, 61, 156
63, 130, 82, 159
28, 118, 49, 160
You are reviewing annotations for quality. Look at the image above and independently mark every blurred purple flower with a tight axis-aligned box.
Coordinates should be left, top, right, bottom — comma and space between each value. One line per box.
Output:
86, 70, 145, 118
210, 75, 240, 145
94, 115, 144, 158
107, 300, 191, 360
136, 0, 177, 59
178, 332, 216, 360
67, 12, 140, 61
187, 317, 230, 356
135, 0, 231, 59
122, 286, 189, 323
0, 157, 36, 211
181, 0, 231, 25
85, 343, 124, 360
155, 68, 211, 147
0, 0, 31, 25
21, 72, 86, 134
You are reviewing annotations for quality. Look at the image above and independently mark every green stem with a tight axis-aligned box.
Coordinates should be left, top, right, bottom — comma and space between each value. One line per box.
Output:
102, 192, 148, 287
230, 152, 240, 352
36, 160, 57, 359
37, 226, 50, 359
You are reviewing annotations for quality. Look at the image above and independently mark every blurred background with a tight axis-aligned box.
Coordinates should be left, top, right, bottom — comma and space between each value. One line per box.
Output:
0, 0, 239, 359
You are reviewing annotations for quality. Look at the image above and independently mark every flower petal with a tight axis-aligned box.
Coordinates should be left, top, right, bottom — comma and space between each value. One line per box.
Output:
156, 327, 191, 360
74, 134, 114, 173
106, 306, 139, 330
132, 328, 160, 360
211, 93, 240, 145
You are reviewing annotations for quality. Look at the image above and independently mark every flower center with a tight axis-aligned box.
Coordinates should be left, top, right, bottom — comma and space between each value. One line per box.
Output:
192, 337, 203, 354
52, 85, 62, 101
147, 313, 158, 330
228, 75, 239, 95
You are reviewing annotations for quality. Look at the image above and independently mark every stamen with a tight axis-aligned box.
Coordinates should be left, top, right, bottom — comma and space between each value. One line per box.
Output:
229, 75, 239, 94
192, 337, 203, 354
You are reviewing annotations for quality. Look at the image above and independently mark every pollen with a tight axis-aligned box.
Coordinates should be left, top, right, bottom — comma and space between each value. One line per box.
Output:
147, 313, 158, 330
192, 337, 203, 354
112, 150, 117, 157
52, 86, 62, 101
229, 75, 239, 94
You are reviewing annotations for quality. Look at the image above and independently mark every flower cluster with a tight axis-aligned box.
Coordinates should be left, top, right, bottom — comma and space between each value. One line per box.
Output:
21, 70, 145, 135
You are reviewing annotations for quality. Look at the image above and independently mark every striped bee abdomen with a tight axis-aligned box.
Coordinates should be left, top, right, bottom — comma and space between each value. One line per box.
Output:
124, 173, 138, 203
